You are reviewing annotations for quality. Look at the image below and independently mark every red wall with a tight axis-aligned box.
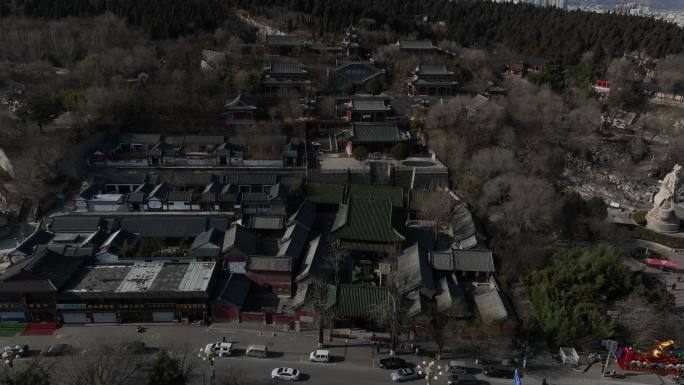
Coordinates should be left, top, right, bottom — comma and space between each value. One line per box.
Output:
239, 312, 264, 323
246, 270, 292, 295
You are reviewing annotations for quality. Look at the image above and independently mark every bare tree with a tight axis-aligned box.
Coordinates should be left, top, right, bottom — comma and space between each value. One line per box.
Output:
58, 344, 144, 385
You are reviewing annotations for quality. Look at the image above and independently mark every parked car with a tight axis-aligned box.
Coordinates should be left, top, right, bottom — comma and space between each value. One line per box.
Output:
446, 360, 469, 374
205, 342, 233, 357
42, 344, 73, 356
378, 357, 408, 369
309, 349, 330, 363
3, 345, 29, 358
271, 367, 301, 381
447, 373, 478, 385
482, 365, 518, 379
391, 368, 422, 382
246, 344, 268, 358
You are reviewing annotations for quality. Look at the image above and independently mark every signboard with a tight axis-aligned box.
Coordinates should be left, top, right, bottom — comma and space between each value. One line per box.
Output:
57, 304, 86, 310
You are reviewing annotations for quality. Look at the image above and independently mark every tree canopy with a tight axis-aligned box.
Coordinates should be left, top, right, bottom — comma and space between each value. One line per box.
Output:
0, 0, 231, 38
524, 245, 674, 347
235, 0, 684, 64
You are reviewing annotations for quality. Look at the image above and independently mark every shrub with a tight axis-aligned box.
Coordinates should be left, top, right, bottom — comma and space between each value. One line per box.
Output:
389, 143, 409, 160
352, 146, 368, 161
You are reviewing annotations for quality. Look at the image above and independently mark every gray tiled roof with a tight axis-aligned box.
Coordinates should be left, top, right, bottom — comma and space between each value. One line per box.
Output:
396, 243, 435, 297
473, 286, 509, 324
246, 256, 292, 272
429, 249, 494, 272
249, 216, 284, 230
50, 216, 102, 233
352, 123, 404, 143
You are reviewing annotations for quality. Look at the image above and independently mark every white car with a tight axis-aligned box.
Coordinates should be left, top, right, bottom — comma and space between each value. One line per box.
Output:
391, 368, 422, 382
309, 349, 330, 363
271, 367, 301, 381
205, 342, 233, 357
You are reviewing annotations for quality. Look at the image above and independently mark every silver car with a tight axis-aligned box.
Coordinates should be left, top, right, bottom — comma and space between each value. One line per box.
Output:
391, 367, 422, 382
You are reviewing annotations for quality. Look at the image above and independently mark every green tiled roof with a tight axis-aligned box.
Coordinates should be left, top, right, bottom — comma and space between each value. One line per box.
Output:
339, 240, 397, 253
352, 123, 403, 143
306, 184, 344, 205
328, 284, 391, 318
331, 197, 405, 244
306, 183, 404, 208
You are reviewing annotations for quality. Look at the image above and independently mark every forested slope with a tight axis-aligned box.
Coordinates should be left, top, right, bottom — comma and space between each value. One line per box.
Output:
236, 0, 684, 64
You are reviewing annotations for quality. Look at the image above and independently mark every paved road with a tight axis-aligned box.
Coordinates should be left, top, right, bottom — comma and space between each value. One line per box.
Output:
0, 324, 671, 385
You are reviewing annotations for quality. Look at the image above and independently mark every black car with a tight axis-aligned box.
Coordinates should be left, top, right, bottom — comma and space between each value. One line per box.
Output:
378, 357, 408, 370
447, 374, 479, 385
482, 366, 519, 379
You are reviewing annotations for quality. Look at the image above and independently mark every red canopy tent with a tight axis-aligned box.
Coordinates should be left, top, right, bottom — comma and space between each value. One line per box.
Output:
645, 258, 679, 270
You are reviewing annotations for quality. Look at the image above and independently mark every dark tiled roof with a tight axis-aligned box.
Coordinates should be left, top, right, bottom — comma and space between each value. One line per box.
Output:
329, 284, 391, 318
241, 192, 269, 205
278, 223, 309, 260
223, 224, 257, 255
119, 133, 161, 144
126, 192, 145, 203
11, 229, 54, 256
99, 229, 138, 255
237, 174, 277, 186
288, 201, 317, 230
399, 40, 436, 50
0, 247, 87, 292
352, 123, 404, 143
215, 273, 251, 307
120, 217, 209, 238
331, 198, 405, 243
191, 228, 225, 250
224, 93, 257, 110
266, 35, 305, 46
246, 256, 292, 272
268, 183, 287, 201
305, 184, 404, 208
415, 65, 452, 75
167, 190, 193, 202
50, 216, 102, 233
351, 99, 389, 111
266, 62, 307, 74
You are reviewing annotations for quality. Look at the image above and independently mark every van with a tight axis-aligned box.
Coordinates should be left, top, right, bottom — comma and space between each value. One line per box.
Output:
246, 344, 268, 358
309, 349, 330, 363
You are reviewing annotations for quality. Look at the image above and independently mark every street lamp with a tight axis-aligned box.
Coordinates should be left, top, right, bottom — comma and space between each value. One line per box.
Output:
198, 345, 218, 385
417, 360, 442, 385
